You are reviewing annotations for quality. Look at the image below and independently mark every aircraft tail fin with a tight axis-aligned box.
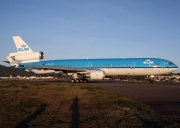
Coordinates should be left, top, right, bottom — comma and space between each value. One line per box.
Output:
13, 36, 33, 53
4, 36, 43, 67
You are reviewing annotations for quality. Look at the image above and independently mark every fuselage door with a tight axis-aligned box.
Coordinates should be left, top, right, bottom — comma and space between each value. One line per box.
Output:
161, 62, 165, 68
131, 62, 135, 69
88, 62, 92, 69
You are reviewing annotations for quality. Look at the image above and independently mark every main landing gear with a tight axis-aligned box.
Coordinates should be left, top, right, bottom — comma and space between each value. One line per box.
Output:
70, 73, 88, 83
149, 75, 155, 83
71, 79, 88, 83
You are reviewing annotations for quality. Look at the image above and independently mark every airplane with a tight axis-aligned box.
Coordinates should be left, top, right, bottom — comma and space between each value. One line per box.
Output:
4, 36, 178, 83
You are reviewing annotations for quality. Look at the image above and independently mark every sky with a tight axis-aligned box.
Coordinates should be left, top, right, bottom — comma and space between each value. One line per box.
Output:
0, 0, 180, 72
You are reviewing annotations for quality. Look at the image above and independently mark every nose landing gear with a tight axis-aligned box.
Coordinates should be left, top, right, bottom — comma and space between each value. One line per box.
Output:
149, 75, 155, 83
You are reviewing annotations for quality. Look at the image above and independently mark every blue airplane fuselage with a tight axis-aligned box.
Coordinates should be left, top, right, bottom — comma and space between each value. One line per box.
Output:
19, 58, 178, 76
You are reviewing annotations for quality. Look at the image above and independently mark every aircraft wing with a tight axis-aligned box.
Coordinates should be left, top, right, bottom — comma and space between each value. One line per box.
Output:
21, 64, 87, 73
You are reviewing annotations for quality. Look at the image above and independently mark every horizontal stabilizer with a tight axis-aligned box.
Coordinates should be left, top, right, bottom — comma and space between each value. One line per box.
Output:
3, 60, 10, 64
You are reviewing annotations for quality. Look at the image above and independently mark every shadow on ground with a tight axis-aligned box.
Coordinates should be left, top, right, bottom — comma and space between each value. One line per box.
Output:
70, 96, 80, 128
15, 104, 47, 128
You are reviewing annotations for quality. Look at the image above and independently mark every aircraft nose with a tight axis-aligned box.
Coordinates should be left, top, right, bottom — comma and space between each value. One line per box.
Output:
174, 63, 178, 71
169, 61, 178, 70
173, 62, 178, 67
175, 64, 178, 69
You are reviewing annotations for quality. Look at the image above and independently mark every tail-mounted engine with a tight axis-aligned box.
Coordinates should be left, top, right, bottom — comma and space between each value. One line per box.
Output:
9, 52, 44, 61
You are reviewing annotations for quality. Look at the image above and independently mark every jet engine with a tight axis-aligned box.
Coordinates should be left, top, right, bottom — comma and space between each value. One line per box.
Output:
10, 52, 44, 61
89, 70, 105, 80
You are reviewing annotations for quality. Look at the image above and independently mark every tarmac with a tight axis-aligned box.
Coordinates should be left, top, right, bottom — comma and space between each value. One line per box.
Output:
92, 81, 180, 117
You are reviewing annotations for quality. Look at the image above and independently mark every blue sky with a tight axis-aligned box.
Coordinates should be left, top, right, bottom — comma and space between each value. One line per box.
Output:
0, 0, 180, 72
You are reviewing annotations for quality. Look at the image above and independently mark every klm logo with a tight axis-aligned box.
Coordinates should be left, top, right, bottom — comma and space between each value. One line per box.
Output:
143, 59, 154, 64
18, 44, 29, 51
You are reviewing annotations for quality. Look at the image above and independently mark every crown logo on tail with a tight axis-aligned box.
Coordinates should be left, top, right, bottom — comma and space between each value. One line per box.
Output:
18, 44, 29, 52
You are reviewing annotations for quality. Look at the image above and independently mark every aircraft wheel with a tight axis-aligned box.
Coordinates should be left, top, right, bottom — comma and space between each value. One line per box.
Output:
71, 79, 75, 83
150, 79, 154, 83
76, 79, 79, 83
83, 79, 88, 83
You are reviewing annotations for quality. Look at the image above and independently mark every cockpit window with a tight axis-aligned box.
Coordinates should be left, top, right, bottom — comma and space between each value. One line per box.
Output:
169, 62, 174, 65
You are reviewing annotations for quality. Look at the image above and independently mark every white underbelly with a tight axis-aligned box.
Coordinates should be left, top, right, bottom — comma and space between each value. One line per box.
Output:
102, 68, 176, 76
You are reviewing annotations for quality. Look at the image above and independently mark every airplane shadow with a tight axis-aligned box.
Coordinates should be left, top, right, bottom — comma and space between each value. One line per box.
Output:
15, 103, 47, 128
70, 96, 80, 128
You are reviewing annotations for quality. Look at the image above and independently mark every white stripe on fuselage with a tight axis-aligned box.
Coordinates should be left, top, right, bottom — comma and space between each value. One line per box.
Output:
100, 68, 177, 76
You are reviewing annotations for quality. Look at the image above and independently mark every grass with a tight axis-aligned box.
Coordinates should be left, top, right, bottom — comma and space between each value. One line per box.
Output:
0, 80, 179, 128
80, 85, 98, 91
20, 85, 29, 89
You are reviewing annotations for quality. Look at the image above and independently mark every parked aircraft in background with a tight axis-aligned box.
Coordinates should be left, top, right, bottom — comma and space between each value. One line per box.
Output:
4, 36, 178, 83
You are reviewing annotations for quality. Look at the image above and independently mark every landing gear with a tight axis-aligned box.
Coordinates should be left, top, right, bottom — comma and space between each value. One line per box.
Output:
71, 79, 75, 83
83, 79, 88, 83
149, 75, 155, 83
70, 73, 89, 83
76, 79, 79, 83
150, 79, 154, 83
71, 79, 88, 83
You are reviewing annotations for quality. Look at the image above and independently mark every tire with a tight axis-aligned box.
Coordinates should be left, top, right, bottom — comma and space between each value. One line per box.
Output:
83, 79, 88, 83
71, 79, 75, 83
76, 79, 79, 83
150, 80, 154, 83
